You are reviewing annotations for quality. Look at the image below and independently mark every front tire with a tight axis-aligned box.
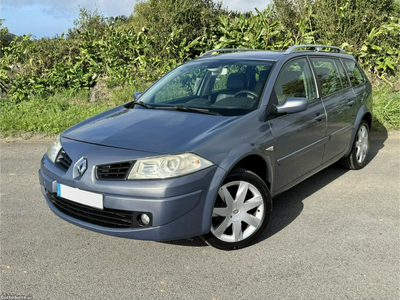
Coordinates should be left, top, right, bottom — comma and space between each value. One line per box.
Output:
202, 167, 272, 250
340, 121, 370, 170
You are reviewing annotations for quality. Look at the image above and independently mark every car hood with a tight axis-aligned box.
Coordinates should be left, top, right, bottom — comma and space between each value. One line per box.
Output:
63, 107, 238, 154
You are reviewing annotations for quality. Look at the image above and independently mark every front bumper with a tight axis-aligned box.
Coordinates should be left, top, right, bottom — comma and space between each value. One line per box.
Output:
39, 139, 225, 241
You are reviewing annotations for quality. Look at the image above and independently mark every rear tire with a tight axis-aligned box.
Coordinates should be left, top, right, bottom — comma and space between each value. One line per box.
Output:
202, 167, 272, 250
340, 121, 370, 170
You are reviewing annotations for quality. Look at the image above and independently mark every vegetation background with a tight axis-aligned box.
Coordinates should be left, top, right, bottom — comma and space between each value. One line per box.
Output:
0, 0, 399, 137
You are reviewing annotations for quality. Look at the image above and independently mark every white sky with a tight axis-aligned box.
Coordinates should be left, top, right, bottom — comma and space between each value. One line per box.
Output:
221, 0, 270, 12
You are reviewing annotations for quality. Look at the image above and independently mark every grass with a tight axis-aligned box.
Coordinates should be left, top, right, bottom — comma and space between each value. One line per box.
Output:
0, 82, 148, 137
0, 81, 398, 138
371, 83, 400, 131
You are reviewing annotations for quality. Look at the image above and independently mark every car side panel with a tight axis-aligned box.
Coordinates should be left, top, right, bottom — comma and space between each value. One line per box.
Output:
269, 99, 327, 192
321, 88, 357, 163
345, 81, 373, 156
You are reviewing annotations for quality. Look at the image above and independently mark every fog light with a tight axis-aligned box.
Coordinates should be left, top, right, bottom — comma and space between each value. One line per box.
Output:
139, 213, 150, 226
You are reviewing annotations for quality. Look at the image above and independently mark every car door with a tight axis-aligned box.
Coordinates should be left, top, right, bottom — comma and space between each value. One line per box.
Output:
310, 57, 357, 163
268, 57, 327, 193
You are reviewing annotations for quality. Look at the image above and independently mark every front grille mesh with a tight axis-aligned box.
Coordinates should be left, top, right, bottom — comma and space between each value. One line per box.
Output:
96, 162, 133, 180
47, 192, 134, 228
56, 149, 73, 171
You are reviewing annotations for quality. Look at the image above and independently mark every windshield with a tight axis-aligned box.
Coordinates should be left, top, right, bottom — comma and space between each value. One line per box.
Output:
137, 59, 275, 116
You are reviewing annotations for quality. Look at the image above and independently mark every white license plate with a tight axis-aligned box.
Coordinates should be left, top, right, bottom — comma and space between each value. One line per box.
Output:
57, 183, 103, 210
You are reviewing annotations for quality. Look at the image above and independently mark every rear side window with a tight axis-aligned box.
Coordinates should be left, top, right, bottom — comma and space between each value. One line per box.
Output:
273, 58, 317, 105
342, 59, 365, 86
335, 59, 350, 89
310, 57, 342, 97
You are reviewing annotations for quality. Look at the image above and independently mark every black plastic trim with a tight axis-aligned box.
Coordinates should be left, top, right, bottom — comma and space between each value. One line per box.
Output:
47, 191, 152, 228
96, 161, 135, 180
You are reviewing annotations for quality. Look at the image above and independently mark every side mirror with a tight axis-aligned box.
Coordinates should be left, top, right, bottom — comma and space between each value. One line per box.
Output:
276, 97, 308, 114
133, 91, 143, 100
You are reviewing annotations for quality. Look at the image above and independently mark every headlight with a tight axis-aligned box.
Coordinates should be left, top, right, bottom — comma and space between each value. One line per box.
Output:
128, 153, 213, 179
46, 134, 62, 163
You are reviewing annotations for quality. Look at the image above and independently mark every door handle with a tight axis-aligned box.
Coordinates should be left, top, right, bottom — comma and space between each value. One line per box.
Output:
347, 100, 355, 107
314, 113, 325, 122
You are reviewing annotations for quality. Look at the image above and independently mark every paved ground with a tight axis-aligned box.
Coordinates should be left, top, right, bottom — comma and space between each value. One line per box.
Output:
1, 135, 399, 300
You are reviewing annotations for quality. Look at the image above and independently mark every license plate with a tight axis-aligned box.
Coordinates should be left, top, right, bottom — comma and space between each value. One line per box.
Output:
57, 183, 103, 210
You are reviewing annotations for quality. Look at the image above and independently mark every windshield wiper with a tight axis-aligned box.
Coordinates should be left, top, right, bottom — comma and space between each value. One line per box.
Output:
131, 100, 153, 109
154, 105, 221, 116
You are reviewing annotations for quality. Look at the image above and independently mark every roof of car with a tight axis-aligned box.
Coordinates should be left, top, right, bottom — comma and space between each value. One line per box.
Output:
194, 46, 355, 62
196, 50, 285, 61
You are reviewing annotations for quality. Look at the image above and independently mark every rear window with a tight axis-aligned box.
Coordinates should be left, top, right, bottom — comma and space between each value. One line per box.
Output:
310, 57, 342, 97
342, 59, 365, 86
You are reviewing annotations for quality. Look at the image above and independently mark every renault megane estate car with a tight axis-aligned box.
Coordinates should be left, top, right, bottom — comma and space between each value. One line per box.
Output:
39, 45, 372, 250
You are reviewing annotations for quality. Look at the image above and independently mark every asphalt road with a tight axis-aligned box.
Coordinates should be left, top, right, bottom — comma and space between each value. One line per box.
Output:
1, 135, 399, 300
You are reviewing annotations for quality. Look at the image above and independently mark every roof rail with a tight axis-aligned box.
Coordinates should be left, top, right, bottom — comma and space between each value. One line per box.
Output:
284, 45, 346, 54
201, 48, 260, 58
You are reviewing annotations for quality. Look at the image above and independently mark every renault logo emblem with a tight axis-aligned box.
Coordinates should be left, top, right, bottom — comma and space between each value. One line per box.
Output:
76, 158, 87, 176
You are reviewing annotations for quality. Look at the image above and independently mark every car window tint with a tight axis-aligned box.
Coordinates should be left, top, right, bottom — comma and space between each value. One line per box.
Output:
335, 59, 350, 89
253, 65, 271, 94
274, 58, 317, 105
139, 59, 276, 116
311, 57, 342, 97
155, 68, 207, 103
343, 59, 365, 86
255, 65, 270, 81
212, 64, 247, 92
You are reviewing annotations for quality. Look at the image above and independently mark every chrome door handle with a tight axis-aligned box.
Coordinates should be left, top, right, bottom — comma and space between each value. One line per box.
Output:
314, 113, 325, 122
347, 100, 355, 106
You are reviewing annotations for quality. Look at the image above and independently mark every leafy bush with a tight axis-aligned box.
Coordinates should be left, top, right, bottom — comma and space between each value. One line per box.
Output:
0, 0, 398, 105
311, 0, 396, 49
359, 17, 400, 76
208, 8, 292, 50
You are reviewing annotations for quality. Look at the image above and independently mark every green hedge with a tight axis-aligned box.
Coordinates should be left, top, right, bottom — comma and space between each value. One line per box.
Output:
0, 0, 399, 102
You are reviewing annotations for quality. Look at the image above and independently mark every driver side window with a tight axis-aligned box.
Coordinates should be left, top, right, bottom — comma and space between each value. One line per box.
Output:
273, 58, 317, 105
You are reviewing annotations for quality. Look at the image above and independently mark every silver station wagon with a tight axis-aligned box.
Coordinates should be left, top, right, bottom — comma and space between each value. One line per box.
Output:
39, 45, 372, 250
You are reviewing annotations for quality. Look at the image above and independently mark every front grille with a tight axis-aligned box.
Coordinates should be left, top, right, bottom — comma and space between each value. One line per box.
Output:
56, 149, 72, 171
96, 161, 134, 180
47, 192, 134, 228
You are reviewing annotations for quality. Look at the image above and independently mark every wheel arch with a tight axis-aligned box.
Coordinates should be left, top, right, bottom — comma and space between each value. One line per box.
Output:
232, 154, 272, 190
345, 106, 372, 157
362, 112, 372, 131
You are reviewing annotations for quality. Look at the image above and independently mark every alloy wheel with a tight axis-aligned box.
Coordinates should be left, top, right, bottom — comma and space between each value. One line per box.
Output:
355, 125, 369, 164
211, 180, 264, 243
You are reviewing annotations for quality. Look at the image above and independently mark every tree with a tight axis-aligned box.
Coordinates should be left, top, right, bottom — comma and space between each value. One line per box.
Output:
1, 19, 10, 48
130, 0, 226, 57
272, 0, 315, 44
67, 7, 108, 38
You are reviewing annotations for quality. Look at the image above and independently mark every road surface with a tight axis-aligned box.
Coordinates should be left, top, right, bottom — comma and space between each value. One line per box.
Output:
1, 135, 399, 299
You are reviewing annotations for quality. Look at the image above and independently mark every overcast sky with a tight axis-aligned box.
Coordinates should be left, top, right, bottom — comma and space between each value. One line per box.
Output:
1, 0, 270, 38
